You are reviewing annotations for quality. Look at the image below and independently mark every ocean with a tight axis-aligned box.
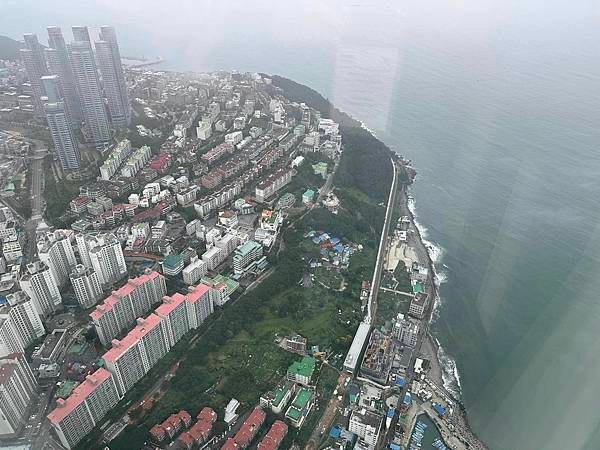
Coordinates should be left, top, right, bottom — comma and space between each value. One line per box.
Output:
4, 1, 600, 448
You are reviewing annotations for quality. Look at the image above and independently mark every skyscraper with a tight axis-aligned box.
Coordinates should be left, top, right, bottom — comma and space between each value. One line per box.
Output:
41, 75, 81, 170
46, 26, 83, 126
95, 26, 130, 127
71, 26, 92, 47
68, 41, 111, 150
20, 34, 47, 119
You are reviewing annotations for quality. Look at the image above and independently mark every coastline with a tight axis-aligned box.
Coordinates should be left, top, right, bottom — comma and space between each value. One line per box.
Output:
401, 182, 489, 450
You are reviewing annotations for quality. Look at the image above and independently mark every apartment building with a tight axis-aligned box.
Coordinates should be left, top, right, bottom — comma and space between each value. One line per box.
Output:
89, 271, 166, 346
47, 368, 119, 449
0, 353, 37, 437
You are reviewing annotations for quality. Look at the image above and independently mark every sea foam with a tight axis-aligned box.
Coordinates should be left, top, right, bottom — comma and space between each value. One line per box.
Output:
409, 192, 462, 398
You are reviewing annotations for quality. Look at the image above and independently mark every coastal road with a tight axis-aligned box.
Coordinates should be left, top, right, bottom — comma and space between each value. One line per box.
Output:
366, 158, 398, 325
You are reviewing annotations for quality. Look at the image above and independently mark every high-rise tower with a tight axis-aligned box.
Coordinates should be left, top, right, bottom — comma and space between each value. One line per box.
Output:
46, 26, 83, 125
95, 26, 130, 127
68, 41, 111, 149
41, 75, 81, 170
20, 34, 47, 119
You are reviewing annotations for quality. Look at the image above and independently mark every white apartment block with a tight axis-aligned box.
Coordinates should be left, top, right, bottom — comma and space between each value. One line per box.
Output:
2, 236, 22, 263
196, 121, 212, 140
215, 233, 239, 258
37, 229, 77, 287
225, 130, 243, 145
19, 261, 61, 317
120, 145, 151, 178
85, 234, 127, 286
70, 264, 103, 309
349, 409, 383, 450
393, 313, 419, 348
0, 292, 45, 357
202, 246, 224, 271
100, 139, 132, 180
0, 353, 37, 437
182, 259, 208, 285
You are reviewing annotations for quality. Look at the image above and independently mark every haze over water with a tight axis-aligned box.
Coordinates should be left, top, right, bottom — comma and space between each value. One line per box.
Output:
4, 1, 600, 448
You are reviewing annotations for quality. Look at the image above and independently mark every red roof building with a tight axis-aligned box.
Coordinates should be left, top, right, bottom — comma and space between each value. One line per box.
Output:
257, 420, 288, 450
149, 424, 166, 442
221, 437, 240, 450
222, 406, 265, 449
177, 431, 195, 449
178, 409, 192, 427
188, 406, 217, 444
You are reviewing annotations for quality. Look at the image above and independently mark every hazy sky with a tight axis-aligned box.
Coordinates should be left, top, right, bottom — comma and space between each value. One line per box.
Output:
2, 0, 597, 76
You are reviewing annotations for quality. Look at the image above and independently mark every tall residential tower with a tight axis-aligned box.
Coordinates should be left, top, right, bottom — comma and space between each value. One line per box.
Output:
95, 26, 130, 127
68, 40, 111, 149
20, 34, 48, 119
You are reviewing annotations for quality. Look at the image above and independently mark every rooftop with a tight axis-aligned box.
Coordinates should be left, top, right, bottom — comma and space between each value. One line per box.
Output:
47, 368, 113, 424
288, 356, 316, 378
102, 314, 162, 364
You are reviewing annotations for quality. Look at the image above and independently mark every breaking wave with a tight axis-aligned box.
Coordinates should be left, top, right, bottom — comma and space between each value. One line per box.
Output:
408, 192, 462, 399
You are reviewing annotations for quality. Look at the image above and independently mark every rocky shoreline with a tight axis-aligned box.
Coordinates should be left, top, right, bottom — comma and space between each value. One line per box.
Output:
400, 179, 489, 450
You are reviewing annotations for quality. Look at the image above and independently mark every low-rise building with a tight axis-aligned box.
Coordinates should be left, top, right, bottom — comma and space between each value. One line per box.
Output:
286, 356, 316, 386
260, 380, 295, 414
285, 387, 314, 428
161, 254, 184, 276
232, 240, 266, 277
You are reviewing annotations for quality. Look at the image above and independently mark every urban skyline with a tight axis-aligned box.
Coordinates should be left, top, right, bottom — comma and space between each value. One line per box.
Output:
20, 24, 131, 169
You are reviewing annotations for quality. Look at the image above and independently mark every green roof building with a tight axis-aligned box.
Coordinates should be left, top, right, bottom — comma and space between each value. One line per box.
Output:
302, 189, 316, 204
285, 387, 315, 428
286, 356, 316, 386
162, 254, 184, 276
259, 379, 296, 414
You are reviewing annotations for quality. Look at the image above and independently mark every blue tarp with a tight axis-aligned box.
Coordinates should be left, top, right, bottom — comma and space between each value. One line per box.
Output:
334, 244, 345, 253
389, 444, 401, 450
395, 377, 406, 388
387, 407, 395, 418
329, 425, 342, 439
432, 402, 446, 416
403, 392, 412, 406
330, 237, 341, 245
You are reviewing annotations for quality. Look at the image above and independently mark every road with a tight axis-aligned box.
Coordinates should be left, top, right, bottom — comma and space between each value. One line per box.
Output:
365, 158, 399, 325
304, 373, 349, 450
24, 147, 47, 263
